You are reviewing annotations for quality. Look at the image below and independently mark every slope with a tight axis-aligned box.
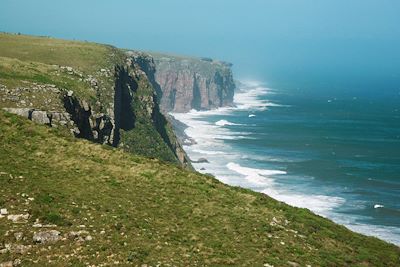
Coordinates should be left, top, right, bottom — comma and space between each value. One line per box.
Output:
0, 111, 399, 266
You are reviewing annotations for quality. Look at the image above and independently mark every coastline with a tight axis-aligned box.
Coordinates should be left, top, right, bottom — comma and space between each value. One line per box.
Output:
170, 81, 400, 246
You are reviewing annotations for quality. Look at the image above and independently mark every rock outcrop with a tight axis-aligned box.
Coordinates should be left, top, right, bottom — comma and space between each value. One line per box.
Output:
33, 230, 61, 244
113, 52, 191, 167
0, 43, 191, 168
149, 53, 236, 113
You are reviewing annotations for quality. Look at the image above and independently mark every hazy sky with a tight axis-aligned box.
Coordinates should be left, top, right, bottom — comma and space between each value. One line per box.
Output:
1, 0, 400, 90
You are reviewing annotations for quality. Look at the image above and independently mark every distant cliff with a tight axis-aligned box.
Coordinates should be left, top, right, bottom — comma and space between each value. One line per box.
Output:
149, 53, 235, 113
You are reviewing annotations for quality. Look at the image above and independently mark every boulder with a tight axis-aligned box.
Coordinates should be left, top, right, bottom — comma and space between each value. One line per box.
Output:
14, 232, 23, 241
81, 100, 90, 112
2, 108, 31, 118
7, 214, 29, 223
1, 244, 31, 255
193, 158, 209, 163
31, 111, 50, 125
33, 230, 61, 244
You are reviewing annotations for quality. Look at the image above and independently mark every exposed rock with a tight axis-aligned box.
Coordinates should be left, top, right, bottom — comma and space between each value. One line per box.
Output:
193, 158, 209, 163
2, 108, 31, 118
0, 261, 13, 267
67, 230, 92, 242
33, 230, 61, 244
288, 261, 300, 267
81, 100, 90, 112
0, 208, 8, 215
124, 51, 192, 168
7, 214, 30, 223
32, 223, 57, 228
31, 110, 50, 125
1, 244, 31, 254
2, 51, 196, 169
13, 232, 23, 241
150, 53, 235, 113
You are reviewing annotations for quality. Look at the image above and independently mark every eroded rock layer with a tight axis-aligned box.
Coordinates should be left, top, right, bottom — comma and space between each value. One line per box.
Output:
0, 34, 191, 168
150, 53, 236, 113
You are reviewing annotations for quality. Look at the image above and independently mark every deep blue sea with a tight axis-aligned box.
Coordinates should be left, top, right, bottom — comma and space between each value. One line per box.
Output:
172, 81, 400, 245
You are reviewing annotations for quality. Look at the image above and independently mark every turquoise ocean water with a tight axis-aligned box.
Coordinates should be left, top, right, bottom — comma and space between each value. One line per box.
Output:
172, 81, 400, 245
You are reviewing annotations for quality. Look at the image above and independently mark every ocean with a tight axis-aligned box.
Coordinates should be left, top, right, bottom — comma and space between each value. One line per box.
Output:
172, 81, 400, 245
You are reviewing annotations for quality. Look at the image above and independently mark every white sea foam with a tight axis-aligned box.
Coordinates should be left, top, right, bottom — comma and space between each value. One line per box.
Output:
234, 87, 273, 111
227, 162, 285, 186
215, 120, 240, 126
227, 162, 286, 177
261, 188, 346, 216
374, 204, 384, 209
192, 149, 228, 155
345, 222, 400, 245
171, 80, 400, 245
241, 154, 306, 163
172, 81, 345, 217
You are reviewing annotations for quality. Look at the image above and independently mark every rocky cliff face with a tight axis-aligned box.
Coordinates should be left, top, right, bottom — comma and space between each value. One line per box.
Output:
0, 35, 191, 168
113, 52, 191, 167
150, 53, 235, 113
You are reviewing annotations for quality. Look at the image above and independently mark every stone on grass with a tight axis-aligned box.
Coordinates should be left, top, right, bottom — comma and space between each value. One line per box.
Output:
33, 230, 61, 244
0, 261, 13, 267
13, 232, 23, 241
31, 111, 50, 125
7, 214, 29, 223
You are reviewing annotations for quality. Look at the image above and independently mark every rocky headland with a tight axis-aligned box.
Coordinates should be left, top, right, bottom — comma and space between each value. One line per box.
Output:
0, 33, 399, 266
0, 34, 191, 168
149, 53, 235, 113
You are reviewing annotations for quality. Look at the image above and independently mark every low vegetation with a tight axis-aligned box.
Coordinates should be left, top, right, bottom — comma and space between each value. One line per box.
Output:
0, 111, 399, 266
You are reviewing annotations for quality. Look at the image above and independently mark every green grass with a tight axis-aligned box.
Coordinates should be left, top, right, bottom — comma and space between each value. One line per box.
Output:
149, 51, 231, 78
0, 56, 96, 104
0, 33, 125, 111
0, 33, 120, 73
0, 33, 184, 165
0, 110, 399, 266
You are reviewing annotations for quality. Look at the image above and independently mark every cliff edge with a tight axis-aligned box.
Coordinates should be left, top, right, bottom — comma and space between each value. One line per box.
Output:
149, 53, 235, 113
0, 33, 191, 168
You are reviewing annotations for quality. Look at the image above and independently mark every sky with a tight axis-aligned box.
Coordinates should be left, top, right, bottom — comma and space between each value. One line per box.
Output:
1, 0, 400, 91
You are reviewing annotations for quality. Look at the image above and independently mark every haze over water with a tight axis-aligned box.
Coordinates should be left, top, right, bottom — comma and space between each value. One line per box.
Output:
1, 0, 400, 244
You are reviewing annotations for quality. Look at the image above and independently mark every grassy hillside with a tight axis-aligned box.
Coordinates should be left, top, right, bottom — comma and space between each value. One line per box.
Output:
0, 33, 123, 109
0, 33, 190, 166
0, 110, 399, 266
0, 33, 120, 73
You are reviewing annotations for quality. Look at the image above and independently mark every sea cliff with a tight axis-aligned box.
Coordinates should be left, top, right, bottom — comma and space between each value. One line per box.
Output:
0, 33, 399, 267
0, 33, 190, 168
150, 53, 235, 113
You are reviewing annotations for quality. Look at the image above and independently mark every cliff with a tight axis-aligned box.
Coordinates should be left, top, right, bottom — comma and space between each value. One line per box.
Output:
149, 53, 235, 113
0, 33, 191, 168
1, 33, 399, 266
